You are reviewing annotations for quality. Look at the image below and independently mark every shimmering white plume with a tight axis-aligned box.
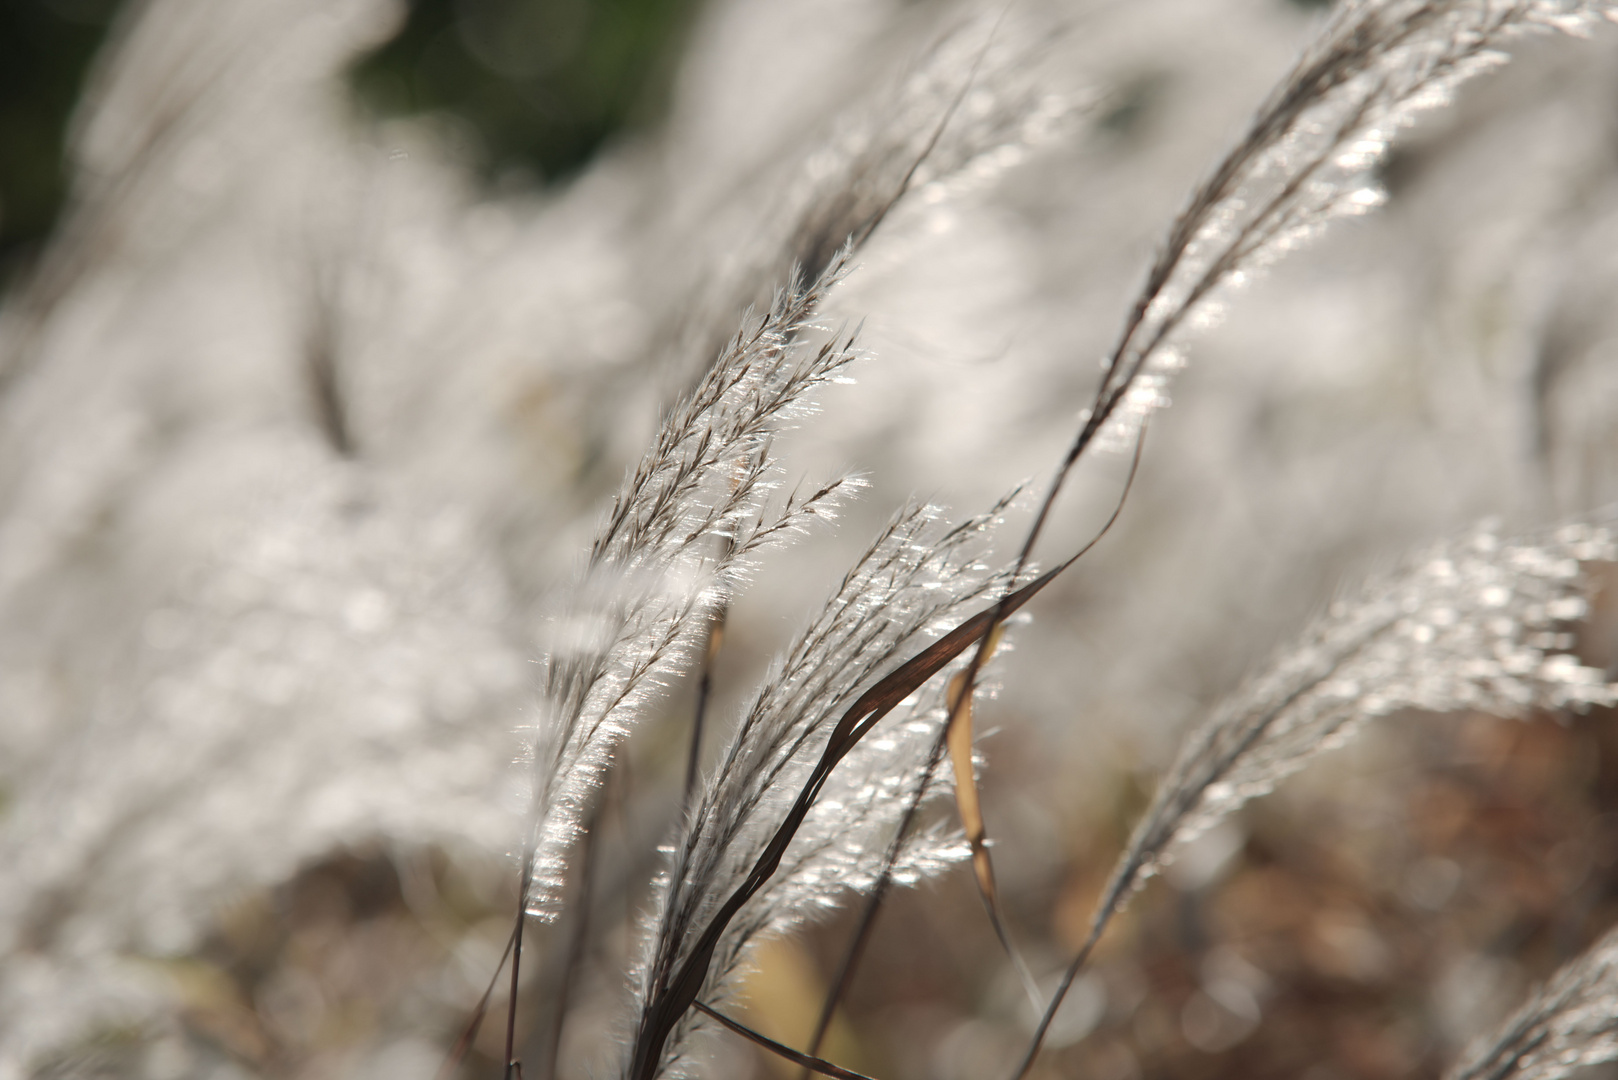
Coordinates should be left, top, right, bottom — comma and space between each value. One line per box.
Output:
661, 9, 1078, 386
1013, 521, 1618, 1080
1095, 521, 1616, 937
1090, 0, 1618, 452
1447, 925, 1618, 1080
760, 8, 1074, 286
632, 498, 1016, 1078
525, 254, 862, 919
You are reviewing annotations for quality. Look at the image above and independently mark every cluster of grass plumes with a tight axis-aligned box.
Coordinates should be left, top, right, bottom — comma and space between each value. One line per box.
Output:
11, 1, 1618, 1079
523, 253, 864, 924
578, 3, 1618, 1078
522, 4, 1618, 1080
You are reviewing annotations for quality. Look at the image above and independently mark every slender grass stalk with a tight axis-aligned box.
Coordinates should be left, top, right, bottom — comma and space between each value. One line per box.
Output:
996, 3, 1618, 1075
1447, 925, 1618, 1080
522, 253, 863, 926
506, 852, 533, 1080
436, 923, 519, 1080
627, 512, 1115, 1080
684, 578, 731, 813
692, 1002, 878, 1080
1011, 521, 1618, 1080
541, 800, 602, 1080
802, 423, 1151, 1067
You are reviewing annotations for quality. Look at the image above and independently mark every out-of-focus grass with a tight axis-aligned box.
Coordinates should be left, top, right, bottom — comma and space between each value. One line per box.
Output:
0, 0, 702, 290
348, 0, 705, 185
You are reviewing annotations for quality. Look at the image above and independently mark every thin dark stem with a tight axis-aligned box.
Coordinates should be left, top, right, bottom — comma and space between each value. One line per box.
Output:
505, 853, 532, 1080
1007, 540, 1363, 1080
686, 608, 728, 809
805, 427, 1150, 1068
695, 1002, 881, 1080
802, 734, 945, 1071
628, 549, 1087, 1080
435, 921, 518, 1080
833, 3, 1010, 273
1005, 923, 1104, 1080
930, 419, 1150, 977
541, 804, 601, 1080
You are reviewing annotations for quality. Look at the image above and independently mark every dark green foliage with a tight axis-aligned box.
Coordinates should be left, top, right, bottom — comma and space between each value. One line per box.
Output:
1, 0, 701, 293
0, 0, 119, 285
350, 0, 705, 185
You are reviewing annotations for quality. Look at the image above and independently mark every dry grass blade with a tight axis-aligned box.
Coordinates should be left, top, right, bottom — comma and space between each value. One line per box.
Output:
800, 427, 1149, 1068
525, 251, 862, 922
632, 498, 1011, 1078
943, 630, 1041, 1006
944, 663, 994, 903
627, 545, 1090, 1080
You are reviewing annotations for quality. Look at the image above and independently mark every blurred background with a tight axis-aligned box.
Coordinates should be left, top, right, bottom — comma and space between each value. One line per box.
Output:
6, 1, 1618, 1079
0, 0, 704, 284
